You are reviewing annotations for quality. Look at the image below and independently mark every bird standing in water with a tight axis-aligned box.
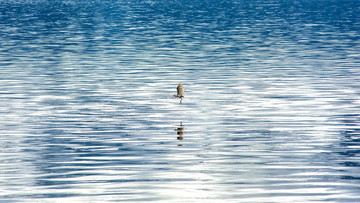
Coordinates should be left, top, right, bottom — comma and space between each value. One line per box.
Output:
173, 82, 184, 103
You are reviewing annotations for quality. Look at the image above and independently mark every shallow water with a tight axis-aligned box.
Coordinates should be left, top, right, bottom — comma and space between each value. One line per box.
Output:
1, 0, 360, 202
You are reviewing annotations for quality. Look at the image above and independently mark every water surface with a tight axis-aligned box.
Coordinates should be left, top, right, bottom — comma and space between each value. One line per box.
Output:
1, 0, 360, 202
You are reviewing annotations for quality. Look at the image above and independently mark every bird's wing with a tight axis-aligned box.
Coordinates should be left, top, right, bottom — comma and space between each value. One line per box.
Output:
177, 83, 184, 97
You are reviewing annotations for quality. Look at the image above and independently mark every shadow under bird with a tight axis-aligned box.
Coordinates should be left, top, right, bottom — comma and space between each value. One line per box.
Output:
173, 82, 184, 103
176, 121, 184, 141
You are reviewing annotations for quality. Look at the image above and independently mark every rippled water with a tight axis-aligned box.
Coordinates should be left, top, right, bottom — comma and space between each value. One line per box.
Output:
1, 0, 360, 202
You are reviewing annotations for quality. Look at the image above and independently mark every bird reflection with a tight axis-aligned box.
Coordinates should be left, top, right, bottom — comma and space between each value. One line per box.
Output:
175, 122, 184, 145
173, 82, 184, 103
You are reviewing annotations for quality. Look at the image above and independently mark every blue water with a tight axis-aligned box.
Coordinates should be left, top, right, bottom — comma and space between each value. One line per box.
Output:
1, 0, 360, 202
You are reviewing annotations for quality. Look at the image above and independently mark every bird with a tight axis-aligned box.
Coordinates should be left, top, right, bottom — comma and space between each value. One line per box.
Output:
173, 82, 184, 103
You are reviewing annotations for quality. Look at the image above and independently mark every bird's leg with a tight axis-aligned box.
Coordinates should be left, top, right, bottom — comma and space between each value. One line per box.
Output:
180, 98, 182, 103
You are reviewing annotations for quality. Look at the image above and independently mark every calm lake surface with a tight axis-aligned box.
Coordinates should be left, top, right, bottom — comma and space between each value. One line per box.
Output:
1, 0, 360, 202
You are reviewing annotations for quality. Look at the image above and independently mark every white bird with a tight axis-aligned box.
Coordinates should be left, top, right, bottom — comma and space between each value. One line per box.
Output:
173, 82, 184, 103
